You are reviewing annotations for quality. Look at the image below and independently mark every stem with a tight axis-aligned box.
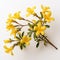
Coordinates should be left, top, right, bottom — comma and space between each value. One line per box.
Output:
22, 18, 34, 24
40, 34, 58, 50
13, 21, 28, 26
12, 40, 19, 41
34, 13, 42, 19
13, 21, 21, 25
15, 24, 28, 27
13, 42, 19, 48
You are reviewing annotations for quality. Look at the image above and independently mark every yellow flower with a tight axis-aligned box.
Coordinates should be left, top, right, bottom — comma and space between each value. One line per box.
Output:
6, 24, 15, 30
13, 11, 23, 20
20, 35, 31, 46
41, 5, 50, 13
26, 6, 36, 16
4, 45, 14, 55
34, 22, 46, 36
41, 5, 54, 22
6, 19, 14, 25
43, 14, 54, 22
4, 39, 12, 43
6, 23, 18, 37
10, 28, 18, 37
6, 14, 14, 25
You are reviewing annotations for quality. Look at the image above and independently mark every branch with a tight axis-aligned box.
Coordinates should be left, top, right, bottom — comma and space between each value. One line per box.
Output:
40, 34, 58, 50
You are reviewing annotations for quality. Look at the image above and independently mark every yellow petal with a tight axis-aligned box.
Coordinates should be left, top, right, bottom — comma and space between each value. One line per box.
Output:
10, 28, 18, 37
34, 26, 38, 30
27, 36, 31, 41
4, 45, 8, 49
4, 39, 11, 43
6, 24, 14, 30
41, 26, 46, 30
20, 39, 24, 43
26, 6, 35, 15
13, 11, 21, 19
37, 22, 41, 27
45, 11, 51, 17
40, 31, 45, 35
36, 31, 40, 36
26, 42, 30, 46
21, 36, 31, 44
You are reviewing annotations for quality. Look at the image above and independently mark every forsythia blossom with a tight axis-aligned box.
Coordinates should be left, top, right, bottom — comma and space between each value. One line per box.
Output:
41, 5, 54, 22
10, 28, 18, 37
20, 35, 31, 45
26, 6, 36, 16
34, 22, 46, 36
6, 24, 14, 30
13, 11, 23, 20
4, 45, 14, 55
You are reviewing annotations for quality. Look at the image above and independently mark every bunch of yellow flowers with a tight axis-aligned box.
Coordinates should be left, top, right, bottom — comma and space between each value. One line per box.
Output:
4, 5, 58, 55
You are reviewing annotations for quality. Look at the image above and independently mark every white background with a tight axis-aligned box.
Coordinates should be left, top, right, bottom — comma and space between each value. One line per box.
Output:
0, 0, 60, 60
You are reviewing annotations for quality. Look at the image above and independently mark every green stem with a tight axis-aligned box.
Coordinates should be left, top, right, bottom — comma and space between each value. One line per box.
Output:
34, 13, 42, 19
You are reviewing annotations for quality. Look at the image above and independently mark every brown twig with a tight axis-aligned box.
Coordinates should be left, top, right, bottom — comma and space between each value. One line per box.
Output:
40, 34, 58, 50
22, 18, 34, 24
13, 42, 19, 48
13, 21, 28, 26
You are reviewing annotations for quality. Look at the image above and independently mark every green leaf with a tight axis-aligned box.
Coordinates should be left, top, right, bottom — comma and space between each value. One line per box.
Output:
28, 23, 33, 28
36, 42, 39, 48
19, 34, 22, 39
22, 32, 24, 37
20, 45, 23, 50
45, 25, 50, 28
40, 12, 43, 19
23, 43, 26, 48
34, 32, 37, 39
36, 20, 40, 24
35, 38, 39, 42
28, 29, 34, 32
16, 36, 20, 40
28, 31, 32, 37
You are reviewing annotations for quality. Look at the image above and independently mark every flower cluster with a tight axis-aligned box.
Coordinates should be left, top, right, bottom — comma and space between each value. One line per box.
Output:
4, 5, 58, 55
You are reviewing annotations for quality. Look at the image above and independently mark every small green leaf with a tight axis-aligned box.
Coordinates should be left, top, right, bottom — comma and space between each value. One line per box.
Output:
16, 36, 20, 40
22, 32, 24, 37
40, 12, 43, 19
35, 38, 39, 42
28, 23, 33, 28
28, 31, 32, 37
36, 42, 39, 48
23, 43, 26, 48
34, 32, 37, 39
20, 45, 23, 50
36, 20, 40, 24
45, 25, 50, 28
19, 34, 22, 39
